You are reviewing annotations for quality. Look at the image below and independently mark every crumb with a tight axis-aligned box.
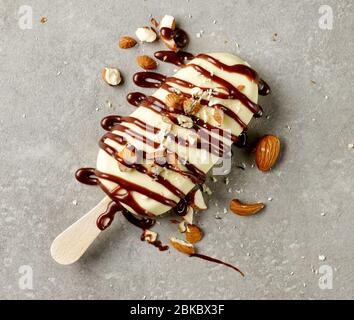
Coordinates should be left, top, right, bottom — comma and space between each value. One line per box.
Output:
196, 32, 201, 38
348, 144, 354, 149
319, 255, 326, 261
56, 71, 61, 76
268, 197, 273, 201
63, 61, 68, 65
325, 95, 329, 100
321, 212, 326, 216
106, 100, 112, 108
246, 252, 250, 257
228, 188, 232, 193
40, 16, 47, 24
224, 177, 229, 185
303, 283, 307, 287
301, 256, 305, 259
272, 33, 278, 41
215, 215, 222, 220
310, 80, 316, 84
72, 200, 78, 206
290, 271, 294, 276
212, 19, 217, 24
211, 176, 218, 183
266, 115, 271, 119
188, 14, 192, 18
223, 207, 227, 214
235, 42, 240, 48
22, 114, 26, 118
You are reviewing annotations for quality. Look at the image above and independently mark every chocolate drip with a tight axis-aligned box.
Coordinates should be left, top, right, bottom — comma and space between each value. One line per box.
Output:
190, 253, 244, 276
133, 72, 166, 88
96, 201, 122, 230
175, 198, 188, 216
160, 27, 189, 49
126, 92, 147, 107
154, 50, 194, 66
258, 79, 271, 96
122, 210, 156, 230
75, 168, 98, 186
140, 232, 169, 251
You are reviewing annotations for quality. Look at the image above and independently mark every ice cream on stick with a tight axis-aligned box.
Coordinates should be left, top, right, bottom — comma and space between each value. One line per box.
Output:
76, 52, 269, 221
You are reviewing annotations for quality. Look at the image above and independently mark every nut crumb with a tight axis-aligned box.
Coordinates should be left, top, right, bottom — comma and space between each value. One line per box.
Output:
40, 16, 47, 24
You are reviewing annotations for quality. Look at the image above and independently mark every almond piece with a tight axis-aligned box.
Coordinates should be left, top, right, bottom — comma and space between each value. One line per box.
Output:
185, 224, 203, 244
119, 36, 137, 49
141, 229, 158, 243
237, 85, 245, 91
211, 108, 224, 127
117, 146, 137, 165
165, 93, 184, 110
255, 135, 280, 171
176, 114, 193, 128
136, 55, 157, 70
183, 206, 194, 224
229, 199, 265, 216
135, 26, 157, 42
178, 221, 187, 233
170, 237, 195, 255
159, 15, 178, 52
191, 189, 207, 210
102, 67, 122, 86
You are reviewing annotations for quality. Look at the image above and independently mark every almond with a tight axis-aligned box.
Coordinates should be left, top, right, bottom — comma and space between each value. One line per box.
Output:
211, 108, 224, 127
136, 55, 157, 70
185, 224, 203, 244
119, 36, 137, 49
191, 189, 207, 210
183, 98, 202, 115
169, 237, 195, 255
102, 67, 122, 86
255, 135, 280, 171
136, 26, 157, 42
117, 146, 137, 165
165, 93, 184, 111
229, 199, 265, 216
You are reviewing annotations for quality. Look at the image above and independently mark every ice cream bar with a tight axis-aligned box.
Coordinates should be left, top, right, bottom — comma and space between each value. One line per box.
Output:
76, 52, 270, 221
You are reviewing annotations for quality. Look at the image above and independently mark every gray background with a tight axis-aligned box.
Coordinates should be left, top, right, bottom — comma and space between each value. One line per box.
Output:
1, 0, 353, 299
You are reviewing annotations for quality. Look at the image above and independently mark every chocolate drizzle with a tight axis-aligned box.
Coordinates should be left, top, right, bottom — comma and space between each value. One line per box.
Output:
77, 52, 270, 227
160, 27, 189, 49
154, 50, 194, 66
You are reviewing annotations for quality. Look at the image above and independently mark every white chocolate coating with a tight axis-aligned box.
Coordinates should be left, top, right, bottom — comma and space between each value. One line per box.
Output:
96, 52, 259, 216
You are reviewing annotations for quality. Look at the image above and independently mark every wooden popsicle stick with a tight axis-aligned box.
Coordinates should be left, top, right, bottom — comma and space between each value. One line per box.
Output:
50, 196, 112, 265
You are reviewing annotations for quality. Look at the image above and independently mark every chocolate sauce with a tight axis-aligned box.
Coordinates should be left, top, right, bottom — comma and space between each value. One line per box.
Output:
154, 50, 194, 66
234, 131, 248, 148
160, 27, 173, 40
160, 27, 189, 49
140, 232, 169, 251
75, 168, 98, 186
175, 198, 188, 216
133, 72, 166, 88
190, 253, 244, 276
122, 210, 156, 230
126, 92, 147, 107
196, 53, 271, 97
96, 201, 122, 230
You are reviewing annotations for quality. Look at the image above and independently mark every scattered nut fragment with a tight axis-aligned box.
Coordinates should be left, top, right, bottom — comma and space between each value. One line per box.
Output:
159, 15, 178, 52
170, 237, 195, 255
177, 114, 193, 128
119, 36, 137, 49
237, 85, 245, 91
183, 206, 194, 224
136, 55, 158, 70
102, 67, 122, 86
183, 98, 202, 115
255, 135, 280, 171
40, 16, 47, 24
178, 221, 187, 233
135, 26, 157, 42
141, 230, 157, 243
165, 93, 184, 111
210, 108, 224, 127
191, 189, 207, 210
229, 199, 265, 216
185, 224, 203, 244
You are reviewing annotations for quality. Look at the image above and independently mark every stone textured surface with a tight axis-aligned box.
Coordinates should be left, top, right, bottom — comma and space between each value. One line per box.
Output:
1, 0, 353, 299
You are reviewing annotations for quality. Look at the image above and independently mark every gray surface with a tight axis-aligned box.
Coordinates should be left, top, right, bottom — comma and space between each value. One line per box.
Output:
1, 0, 353, 300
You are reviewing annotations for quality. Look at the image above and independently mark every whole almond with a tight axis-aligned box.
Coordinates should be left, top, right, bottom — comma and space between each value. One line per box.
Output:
185, 224, 203, 244
255, 135, 280, 171
136, 55, 157, 70
229, 199, 265, 216
169, 238, 195, 255
119, 36, 137, 49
